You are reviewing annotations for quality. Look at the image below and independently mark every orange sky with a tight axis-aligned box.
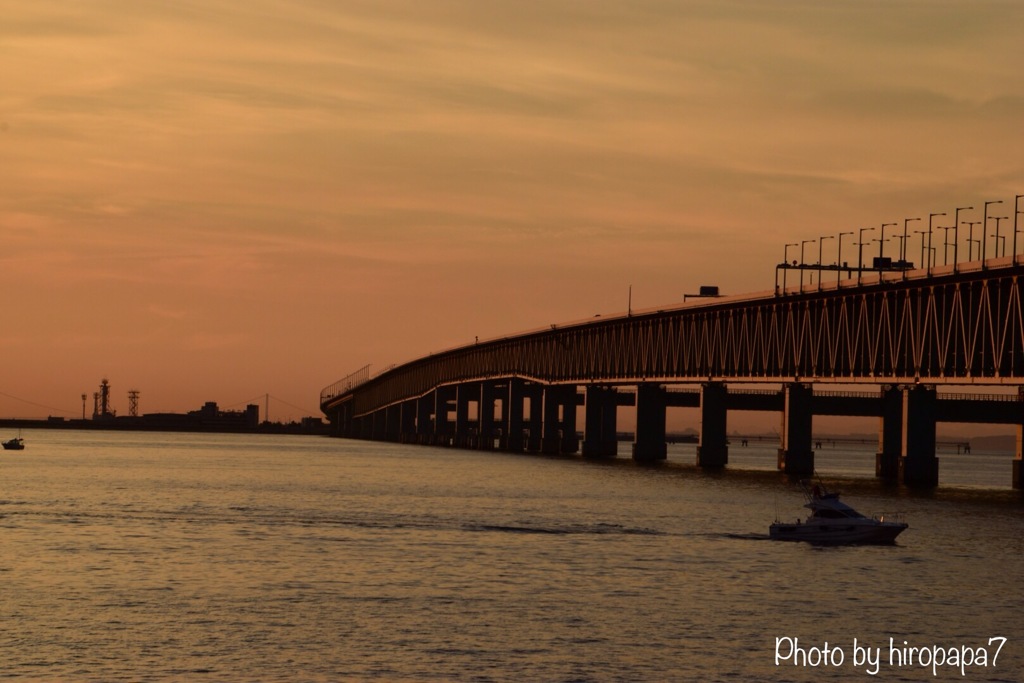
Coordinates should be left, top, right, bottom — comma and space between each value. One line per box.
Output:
1, 1, 1022, 422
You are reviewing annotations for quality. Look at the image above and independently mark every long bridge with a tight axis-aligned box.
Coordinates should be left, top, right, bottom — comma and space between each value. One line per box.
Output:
322, 200, 1024, 488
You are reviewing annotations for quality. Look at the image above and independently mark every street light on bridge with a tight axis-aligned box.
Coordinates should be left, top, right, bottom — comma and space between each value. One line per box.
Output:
857, 227, 875, 285
991, 216, 1009, 257
940, 225, 955, 265
982, 200, 1002, 268
818, 235, 833, 291
781, 242, 798, 294
929, 212, 946, 274
879, 222, 897, 262
800, 239, 816, 290
963, 221, 980, 261
914, 229, 929, 270
903, 217, 921, 265
837, 231, 853, 287
1014, 195, 1024, 263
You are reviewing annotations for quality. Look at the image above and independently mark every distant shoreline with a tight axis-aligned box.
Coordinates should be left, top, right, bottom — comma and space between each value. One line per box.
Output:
0, 417, 330, 436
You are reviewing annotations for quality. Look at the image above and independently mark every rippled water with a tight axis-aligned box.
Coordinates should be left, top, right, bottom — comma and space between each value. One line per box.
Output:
0, 430, 1021, 681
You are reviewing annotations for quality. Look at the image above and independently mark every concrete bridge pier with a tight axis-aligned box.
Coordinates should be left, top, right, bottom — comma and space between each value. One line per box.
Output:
903, 385, 939, 487
525, 382, 545, 452
456, 382, 482, 448
582, 385, 618, 459
504, 379, 527, 452
696, 382, 728, 468
478, 381, 503, 450
371, 408, 386, 441
416, 394, 434, 445
353, 414, 370, 440
385, 404, 402, 442
399, 399, 417, 443
778, 383, 814, 476
632, 383, 667, 462
434, 385, 457, 446
331, 401, 353, 437
875, 385, 903, 480
542, 385, 579, 455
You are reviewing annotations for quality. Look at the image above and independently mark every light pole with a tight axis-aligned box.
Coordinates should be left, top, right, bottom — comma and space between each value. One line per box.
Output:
879, 222, 897, 262
929, 212, 946, 275
837, 230, 853, 286
1014, 195, 1024, 264
940, 225, 955, 265
963, 221, 980, 260
782, 242, 797, 293
914, 230, 928, 270
982, 200, 1003, 266
903, 217, 921, 264
992, 216, 1009, 257
857, 227, 875, 285
818, 235, 833, 291
950, 208, 968, 272
800, 238, 816, 290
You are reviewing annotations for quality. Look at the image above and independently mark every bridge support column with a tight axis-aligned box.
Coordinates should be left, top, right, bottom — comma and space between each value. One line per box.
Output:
632, 383, 667, 463
696, 382, 728, 469
354, 414, 371, 440
328, 401, 353, 437
875, 385, 903, 481
416, 394, 434, 445
456, 382, 481, 448
385, 404, 401, 442
902, 385, 939, 488
504, 379, 527, 452
479, 381, 502, 450
525, 382, 544, 452
399, 399, 417, 443
582, 386, 618, 459
542, 385, 578, 455
778, 383, 814, 476
371, 408, 387, 441
434, 385, 456, 446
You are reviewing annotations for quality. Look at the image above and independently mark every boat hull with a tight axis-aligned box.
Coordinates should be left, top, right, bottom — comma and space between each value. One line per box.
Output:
769, 520, 907, 545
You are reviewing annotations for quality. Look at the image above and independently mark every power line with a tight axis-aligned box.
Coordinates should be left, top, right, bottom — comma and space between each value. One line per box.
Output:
0, 390, 76, 416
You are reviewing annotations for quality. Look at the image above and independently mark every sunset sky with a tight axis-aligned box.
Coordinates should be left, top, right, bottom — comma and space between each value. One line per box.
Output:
1, 1, 1022, 423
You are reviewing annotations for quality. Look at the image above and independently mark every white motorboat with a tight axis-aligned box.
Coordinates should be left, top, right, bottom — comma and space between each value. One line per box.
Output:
769, 480, 907, 545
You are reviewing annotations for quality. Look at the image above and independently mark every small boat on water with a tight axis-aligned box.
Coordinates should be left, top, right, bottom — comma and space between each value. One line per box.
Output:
2, 436, 25, 450
770, 480, 907, 545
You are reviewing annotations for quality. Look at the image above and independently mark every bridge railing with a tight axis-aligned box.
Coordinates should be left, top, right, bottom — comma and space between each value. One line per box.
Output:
320, 364, 372, 405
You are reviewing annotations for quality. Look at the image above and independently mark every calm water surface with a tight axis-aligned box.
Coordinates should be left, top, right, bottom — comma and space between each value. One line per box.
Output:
0, 430, 1021, 681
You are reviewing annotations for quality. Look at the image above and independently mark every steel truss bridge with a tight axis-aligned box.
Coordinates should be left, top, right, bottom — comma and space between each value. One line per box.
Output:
322, 259, 1024, 488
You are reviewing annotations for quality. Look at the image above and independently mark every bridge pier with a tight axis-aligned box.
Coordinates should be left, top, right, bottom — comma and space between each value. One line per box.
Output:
542, 385, 579, 454
903, 385, 939, 487
696, 382, 728, 468
354, 413, 370, 440
525, 382, 544, 452
875, 385, 903, 481
434, 385, 457, 446
399, 399, 417, 443
416, 394, 434, 445
456, 382, 482, 448
479, 381, 503, 450
504, 378, 527, 452
778, 383, 814, 476
582, 386, 619, 458
633, 383, 667, 462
